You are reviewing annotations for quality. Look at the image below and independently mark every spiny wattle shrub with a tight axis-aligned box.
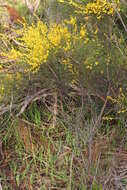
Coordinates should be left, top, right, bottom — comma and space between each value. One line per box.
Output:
0, 0, 127, 118
0, 18, 88, 103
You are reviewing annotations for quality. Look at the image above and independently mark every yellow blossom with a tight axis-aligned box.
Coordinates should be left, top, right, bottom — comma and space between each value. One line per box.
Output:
48, 24, 71, 51
58, 0, 120, 19
95, 61, 99, 65
1, 19, 89, 73
65, 16, 76, 26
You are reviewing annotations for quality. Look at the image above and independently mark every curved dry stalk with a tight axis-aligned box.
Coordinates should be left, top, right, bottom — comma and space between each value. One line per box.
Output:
24, 0, 41, 14
0, 88, 53, 116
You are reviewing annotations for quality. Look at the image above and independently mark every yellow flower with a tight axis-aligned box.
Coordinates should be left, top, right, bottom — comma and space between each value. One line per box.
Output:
58, 0, 64, 2
85, 0, 120, 19
1, 19, 89, 73
95, 61, 99, 65
80, 26, 86, 38
58, 0, 120, 19
84, 16, 89, 21
65, 16, 76, 26
86, 65, 92, 70
48, 24, 71, 50
94, 27, 98, 34
7, 48, 21, 60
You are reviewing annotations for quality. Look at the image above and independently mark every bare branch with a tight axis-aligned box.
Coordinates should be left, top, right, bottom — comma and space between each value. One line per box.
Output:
112, 0, 127, 33
34, 0, 41, 13
24, 0, 34, 14
24, 0, 41, 14
0, 88, 53, 116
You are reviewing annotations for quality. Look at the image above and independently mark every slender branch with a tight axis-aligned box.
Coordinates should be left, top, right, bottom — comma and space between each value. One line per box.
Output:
0, 88, 53, 116
112, 0, 127, 33
34, 0, 41, 13
24, 0, 40, 14
16, 88, 51, 116
116, 9, 127, 33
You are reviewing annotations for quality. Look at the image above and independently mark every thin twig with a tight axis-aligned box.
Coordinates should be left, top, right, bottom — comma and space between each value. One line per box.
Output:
94, 89, 109, 128
68, 153, 74, 190
0, 88, 53, 116
112, 0, 127, 33
0, 182, 2, 190
16, 88, 51, 116
52, 92, 58, 127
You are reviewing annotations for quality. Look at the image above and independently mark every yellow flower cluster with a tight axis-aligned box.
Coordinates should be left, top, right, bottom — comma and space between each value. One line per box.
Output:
4, 21, 73, 72
65, 17, 88, 43
48, 23, 71, 51
3, 19, 88, 72
22, 22, 49, 71
7, 48, 22, 60
58, 0, 120, 19
84, 0, 117, 19
107, 88, 127, 115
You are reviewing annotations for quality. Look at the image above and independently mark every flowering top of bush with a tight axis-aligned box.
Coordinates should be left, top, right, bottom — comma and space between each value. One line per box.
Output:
84, 0, 115, 19
58, 0, 120, 19
21, 22, 49, 71
1, 18, 88, 72
1, 22, 69, 72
